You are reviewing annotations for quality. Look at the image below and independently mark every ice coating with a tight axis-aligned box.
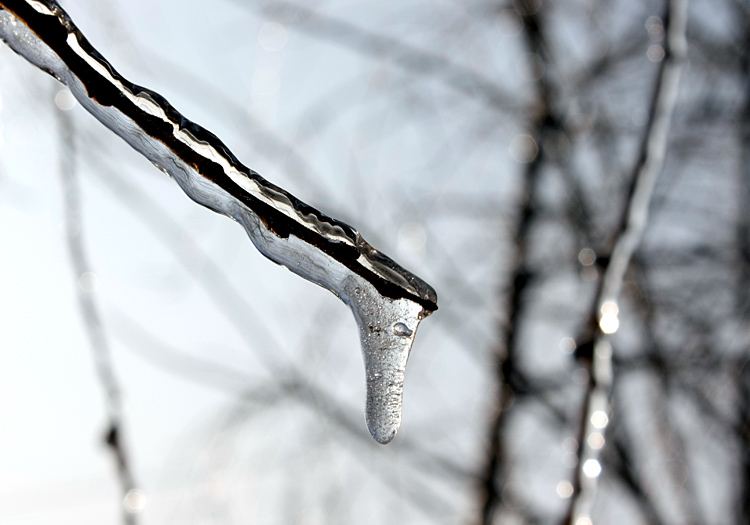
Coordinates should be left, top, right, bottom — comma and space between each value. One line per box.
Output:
0, 0, 437, 443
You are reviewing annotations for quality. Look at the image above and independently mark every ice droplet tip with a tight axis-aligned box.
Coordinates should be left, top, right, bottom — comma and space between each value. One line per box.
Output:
369, 425, 398, 445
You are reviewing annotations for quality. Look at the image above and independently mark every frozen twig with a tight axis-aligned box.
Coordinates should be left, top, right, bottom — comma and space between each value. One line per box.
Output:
563, 1, 688, 523
0, 0, 437, 443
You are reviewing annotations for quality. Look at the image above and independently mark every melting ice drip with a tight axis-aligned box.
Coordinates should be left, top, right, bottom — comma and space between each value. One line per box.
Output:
0, 0, 437, 444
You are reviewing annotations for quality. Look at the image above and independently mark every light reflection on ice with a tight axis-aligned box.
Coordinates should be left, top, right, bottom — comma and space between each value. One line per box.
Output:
582, 459, 602, 478
258, 22, 287, 52
590, 410, 609, 430
556, 480, 574, 499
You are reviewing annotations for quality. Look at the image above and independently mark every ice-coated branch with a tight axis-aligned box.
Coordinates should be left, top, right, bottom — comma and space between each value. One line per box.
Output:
0, 0, 437, 444
564, 0, 688, 523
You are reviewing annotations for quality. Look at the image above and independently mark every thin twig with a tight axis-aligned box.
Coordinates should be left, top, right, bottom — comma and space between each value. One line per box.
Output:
55, 95, 139, 525
563, 1, 688, 523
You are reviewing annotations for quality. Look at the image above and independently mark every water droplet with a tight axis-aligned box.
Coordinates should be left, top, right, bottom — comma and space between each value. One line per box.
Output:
392, 322, 413, 337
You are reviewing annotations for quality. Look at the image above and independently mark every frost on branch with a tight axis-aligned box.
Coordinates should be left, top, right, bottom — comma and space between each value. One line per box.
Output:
0, 0, 437, 444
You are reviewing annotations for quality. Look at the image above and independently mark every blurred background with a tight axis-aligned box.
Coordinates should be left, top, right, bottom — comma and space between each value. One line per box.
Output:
0, 0, 747, 523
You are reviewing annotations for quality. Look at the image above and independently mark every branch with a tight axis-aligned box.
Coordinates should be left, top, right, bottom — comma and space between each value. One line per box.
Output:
0, 0, 438, 444
476, 1, 565, 522
563, 1, 688, 523
735, 5, 750, 521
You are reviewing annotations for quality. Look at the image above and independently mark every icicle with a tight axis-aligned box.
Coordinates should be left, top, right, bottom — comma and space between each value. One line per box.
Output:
0, 0, 437, 443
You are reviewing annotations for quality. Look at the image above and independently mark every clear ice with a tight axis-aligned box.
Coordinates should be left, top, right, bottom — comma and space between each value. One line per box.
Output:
0, 0, 437, 443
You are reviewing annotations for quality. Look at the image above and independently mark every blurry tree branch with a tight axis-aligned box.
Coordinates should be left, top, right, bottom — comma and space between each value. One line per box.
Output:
565, 1, 688, 523
601, 412, 667, 525
735, 4, 750, 522
56, 100, 138, 525
476, 1, 568, 523
630, 260, 705, 524
229, 0, 519, 112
